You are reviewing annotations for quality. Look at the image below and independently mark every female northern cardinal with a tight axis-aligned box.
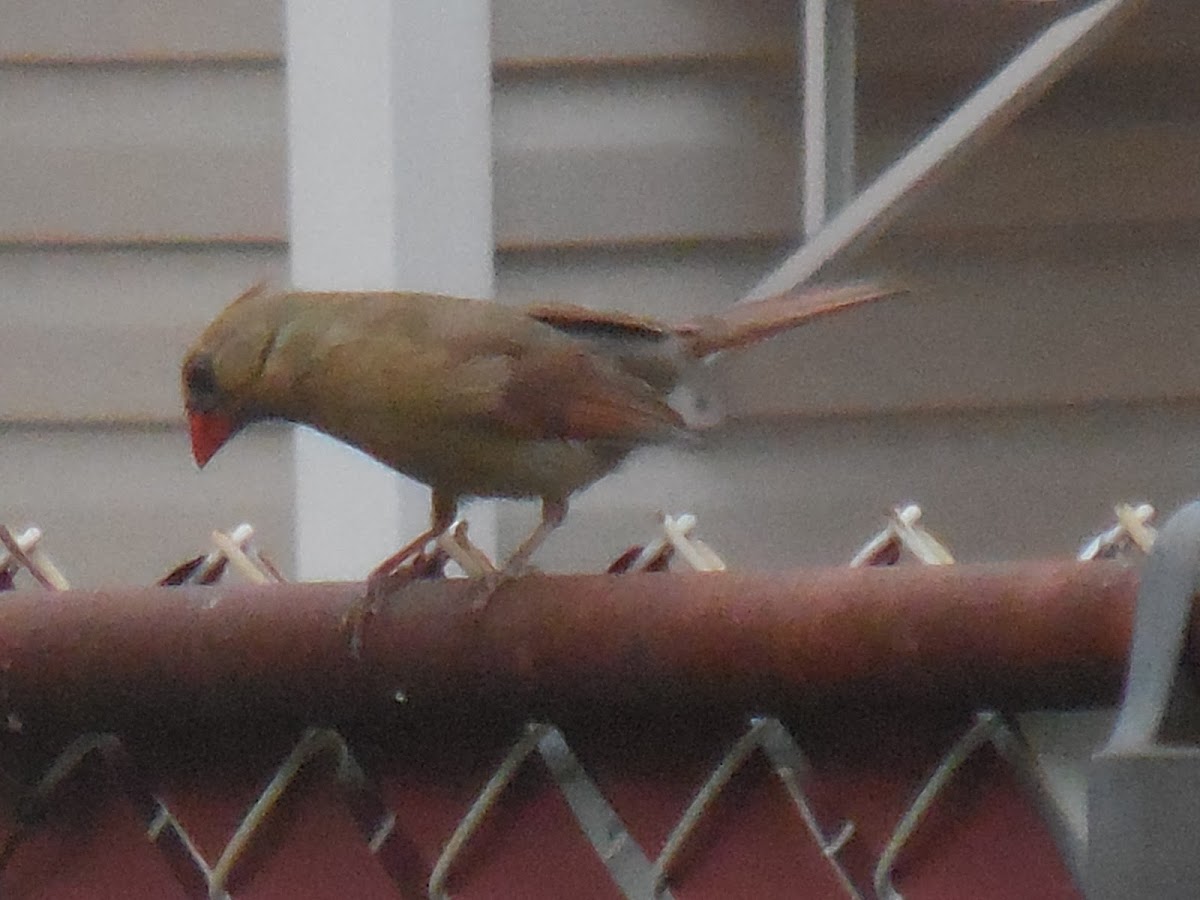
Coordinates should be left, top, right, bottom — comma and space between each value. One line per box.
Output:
182, 281, 898, 618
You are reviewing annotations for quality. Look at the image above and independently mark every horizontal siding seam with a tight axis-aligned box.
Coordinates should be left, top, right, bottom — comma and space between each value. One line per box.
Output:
10, 391, 1200, 431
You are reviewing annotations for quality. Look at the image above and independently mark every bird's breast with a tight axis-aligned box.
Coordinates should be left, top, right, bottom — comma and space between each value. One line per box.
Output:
340, 421, 633, 502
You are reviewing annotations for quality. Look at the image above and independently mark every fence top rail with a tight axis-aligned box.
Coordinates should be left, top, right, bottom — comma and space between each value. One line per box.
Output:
0, 561, 1152, 728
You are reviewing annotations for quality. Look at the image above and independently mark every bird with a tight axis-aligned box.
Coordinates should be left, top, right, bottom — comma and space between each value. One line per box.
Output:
182, 281, 899, 640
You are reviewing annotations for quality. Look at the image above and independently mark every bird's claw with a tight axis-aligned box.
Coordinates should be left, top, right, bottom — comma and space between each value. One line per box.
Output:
343, 572, 395, 659
465, 562, 539, 610
465, 570, 505, 610
344, 548, 449, 658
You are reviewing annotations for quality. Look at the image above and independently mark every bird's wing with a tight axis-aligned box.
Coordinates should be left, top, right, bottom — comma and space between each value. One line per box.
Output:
523, 303, 671, 342
280, 295, 685, 445
482, 343, 686, 443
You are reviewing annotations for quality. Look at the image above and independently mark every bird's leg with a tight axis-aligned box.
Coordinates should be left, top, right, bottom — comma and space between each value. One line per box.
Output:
410, 490, 460, 577
506, 498, 568, 575
468, 498, 567, 610
345, 491, 457, 657
366, 527, 442, 584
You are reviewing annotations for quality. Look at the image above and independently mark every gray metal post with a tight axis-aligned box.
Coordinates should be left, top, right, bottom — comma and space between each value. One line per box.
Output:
802, 0, 856, 238
1089, 500, 1200, 900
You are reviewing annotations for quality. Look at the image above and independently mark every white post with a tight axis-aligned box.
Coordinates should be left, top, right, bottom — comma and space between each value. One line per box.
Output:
284, 0, 495, 580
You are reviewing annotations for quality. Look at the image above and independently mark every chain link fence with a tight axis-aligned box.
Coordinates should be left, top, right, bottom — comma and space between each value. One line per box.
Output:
0, 503, 1156, 898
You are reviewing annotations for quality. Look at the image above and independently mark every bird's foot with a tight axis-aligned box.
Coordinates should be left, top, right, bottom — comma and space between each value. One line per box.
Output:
344, 571, 400, 660
344, 547, 449, 658
607, 543, 673, 574
465, 570, 506, 610
465, 561, 539, 610
409, 545, 451, 580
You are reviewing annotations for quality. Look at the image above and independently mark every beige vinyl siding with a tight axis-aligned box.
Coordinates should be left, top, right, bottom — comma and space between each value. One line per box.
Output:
725, 223, 1200, 418
0, 66, 797, 246
0, 67, 285, 243
0, 423, 294, 587
507, 399, 1200, 570
1, 246, 285, 422
7, 57, 1198, 247
10, 0, 1161, 71
10, 228, 1200, 427
3, 0, 1200, 584
0, 0, 282, 62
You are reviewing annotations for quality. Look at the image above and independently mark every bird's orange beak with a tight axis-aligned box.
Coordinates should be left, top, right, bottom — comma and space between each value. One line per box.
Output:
188, 409, 236, 468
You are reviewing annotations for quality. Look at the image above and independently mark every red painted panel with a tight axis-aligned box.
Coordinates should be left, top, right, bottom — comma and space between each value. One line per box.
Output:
1, 778, 189, 899
0, 715, 1084, 899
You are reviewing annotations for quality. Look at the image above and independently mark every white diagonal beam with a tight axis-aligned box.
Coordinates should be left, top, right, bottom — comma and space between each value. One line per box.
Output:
749, 0, 1145, 300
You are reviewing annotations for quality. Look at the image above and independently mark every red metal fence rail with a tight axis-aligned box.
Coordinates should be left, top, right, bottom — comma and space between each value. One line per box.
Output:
0, 561, 1147, 727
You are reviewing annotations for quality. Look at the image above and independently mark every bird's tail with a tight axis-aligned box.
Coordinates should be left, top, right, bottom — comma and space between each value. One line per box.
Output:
678, 281, 903, 359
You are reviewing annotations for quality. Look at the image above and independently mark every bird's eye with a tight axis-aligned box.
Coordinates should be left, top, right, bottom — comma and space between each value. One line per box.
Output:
184, 355, 220, 409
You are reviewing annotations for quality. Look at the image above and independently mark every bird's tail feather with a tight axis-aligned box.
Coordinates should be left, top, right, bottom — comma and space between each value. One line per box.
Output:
679, 281, 903, 359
